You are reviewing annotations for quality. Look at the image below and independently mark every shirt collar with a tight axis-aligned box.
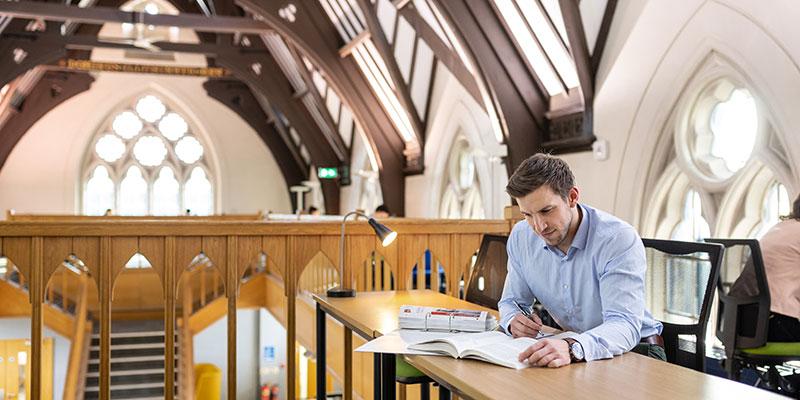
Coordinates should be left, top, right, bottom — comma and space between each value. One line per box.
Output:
541, 204, 590, 255
571, 204, 589, 251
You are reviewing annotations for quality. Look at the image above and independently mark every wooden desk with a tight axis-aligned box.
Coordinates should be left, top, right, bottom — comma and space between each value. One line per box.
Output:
313, 290, 488, 400
313, 290, 782, 400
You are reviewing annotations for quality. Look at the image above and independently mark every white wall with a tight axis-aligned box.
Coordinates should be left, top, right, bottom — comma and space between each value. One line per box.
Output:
405, 63, 509, 218
566, 0, 800, 227
0, 318, 70, 400
0, 72, 291, 217
193, 309, 263, 399
258, 308, 287, 399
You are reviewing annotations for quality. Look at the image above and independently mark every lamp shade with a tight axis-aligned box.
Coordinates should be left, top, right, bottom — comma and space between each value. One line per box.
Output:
368, 218, 397, 247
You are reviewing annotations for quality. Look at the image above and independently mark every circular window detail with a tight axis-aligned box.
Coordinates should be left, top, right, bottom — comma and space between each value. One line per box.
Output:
687, 80, 759, 181
158, 112, 188, 141
95, 134, 126, 162
175, 136, 204, 164
133, 135, 168, 166
135, 95, 166, 123
112, 111, 142, 139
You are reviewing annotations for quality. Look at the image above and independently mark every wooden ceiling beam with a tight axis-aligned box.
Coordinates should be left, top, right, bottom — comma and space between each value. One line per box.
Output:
591, 0, 618, 78
432, 0, 545, 175
556, 0, 595, 151
0, 2, 267, 35
355, 0, 425, 146
0, 71, 94, 172
237, 0, 410, 215
1, 30, 263, 57
395, 4, 483, 108
213, 50, 344, 213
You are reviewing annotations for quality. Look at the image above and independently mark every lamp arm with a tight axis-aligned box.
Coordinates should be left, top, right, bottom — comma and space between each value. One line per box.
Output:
338, 211, 368, 289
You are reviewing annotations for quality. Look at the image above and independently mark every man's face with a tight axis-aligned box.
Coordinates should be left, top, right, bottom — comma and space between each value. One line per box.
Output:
516, 185, 579, 248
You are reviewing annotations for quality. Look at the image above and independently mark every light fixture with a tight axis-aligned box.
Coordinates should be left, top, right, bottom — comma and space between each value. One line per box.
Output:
327, 211, 397, 297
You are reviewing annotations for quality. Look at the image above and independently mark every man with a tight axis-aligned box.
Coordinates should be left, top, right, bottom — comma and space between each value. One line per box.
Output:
498, 154, 663, 368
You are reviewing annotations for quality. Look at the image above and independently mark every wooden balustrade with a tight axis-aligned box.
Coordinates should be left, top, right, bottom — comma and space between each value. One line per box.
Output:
0, 217, 512, 399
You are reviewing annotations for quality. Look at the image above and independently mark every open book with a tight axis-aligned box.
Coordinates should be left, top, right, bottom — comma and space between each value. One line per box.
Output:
408, 331, 538, 369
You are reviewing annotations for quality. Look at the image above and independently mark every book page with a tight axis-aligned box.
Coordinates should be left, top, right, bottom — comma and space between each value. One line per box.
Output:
463, 337, 538, 369
409, 331, 509, 357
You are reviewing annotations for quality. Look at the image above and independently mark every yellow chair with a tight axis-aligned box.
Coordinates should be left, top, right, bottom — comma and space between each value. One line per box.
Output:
194, 363, 222, 400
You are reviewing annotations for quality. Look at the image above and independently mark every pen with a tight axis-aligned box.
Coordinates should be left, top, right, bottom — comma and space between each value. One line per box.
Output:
512, 300, 532, 317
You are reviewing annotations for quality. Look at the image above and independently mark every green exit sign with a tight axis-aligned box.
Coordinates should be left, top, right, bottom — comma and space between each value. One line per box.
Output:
317, 167, 339, 179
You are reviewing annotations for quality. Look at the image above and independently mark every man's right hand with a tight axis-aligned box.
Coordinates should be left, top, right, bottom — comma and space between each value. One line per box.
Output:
509, 312, 543, 338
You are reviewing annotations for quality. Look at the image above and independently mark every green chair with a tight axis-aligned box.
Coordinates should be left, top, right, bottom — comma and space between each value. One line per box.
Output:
706, 238, 800, 395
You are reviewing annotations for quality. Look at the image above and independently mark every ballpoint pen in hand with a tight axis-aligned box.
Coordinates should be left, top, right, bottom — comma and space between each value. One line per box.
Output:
512, 300, 535, 318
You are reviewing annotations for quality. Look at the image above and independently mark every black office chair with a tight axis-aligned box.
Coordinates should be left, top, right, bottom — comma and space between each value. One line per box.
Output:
464, 234, 508, 310
705, 238, 800, 395
642, 238, 724, 372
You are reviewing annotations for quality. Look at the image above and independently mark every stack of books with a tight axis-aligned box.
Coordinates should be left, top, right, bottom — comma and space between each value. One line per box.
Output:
398, 305, 497, 332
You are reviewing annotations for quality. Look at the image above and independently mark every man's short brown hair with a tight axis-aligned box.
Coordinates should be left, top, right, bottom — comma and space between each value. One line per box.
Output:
506, 154, 575, 199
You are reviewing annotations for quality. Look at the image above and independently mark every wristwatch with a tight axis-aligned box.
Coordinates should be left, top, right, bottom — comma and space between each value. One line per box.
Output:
564, 338, 584, 362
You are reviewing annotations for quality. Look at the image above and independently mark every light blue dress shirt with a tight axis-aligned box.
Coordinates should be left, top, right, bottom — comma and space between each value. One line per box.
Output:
499, 204, 662, 361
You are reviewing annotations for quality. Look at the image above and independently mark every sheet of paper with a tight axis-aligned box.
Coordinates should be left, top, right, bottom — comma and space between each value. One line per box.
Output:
355, 329, 453, 355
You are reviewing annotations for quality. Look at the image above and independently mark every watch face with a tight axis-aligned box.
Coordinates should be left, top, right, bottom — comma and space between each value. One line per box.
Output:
571, 342, 584, 360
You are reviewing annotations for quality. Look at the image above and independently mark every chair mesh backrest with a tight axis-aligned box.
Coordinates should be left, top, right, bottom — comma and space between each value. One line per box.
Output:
644, 247, 715, 325
464, 235, 508, 311
706, 239, 770, 351
642, 239, 723, 372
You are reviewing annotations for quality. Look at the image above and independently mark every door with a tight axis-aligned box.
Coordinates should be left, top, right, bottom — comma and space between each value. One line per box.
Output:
0, 339, 53, 400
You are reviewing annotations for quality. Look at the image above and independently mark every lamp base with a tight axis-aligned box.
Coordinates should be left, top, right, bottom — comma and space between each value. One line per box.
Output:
327, 287, 356, 298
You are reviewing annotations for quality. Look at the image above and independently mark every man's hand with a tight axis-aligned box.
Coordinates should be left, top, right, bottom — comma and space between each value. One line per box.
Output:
509, 312, 543, 338
518, 339, 571, 368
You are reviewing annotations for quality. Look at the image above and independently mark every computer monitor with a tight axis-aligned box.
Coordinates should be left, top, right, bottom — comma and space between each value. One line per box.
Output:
464, 234, 508, 310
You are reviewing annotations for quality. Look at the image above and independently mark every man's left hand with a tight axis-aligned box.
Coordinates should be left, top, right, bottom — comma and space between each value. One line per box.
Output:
518, 338, 571, 368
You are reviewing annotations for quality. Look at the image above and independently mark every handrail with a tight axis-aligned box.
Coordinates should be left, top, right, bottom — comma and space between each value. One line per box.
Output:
5, 210, 263, 221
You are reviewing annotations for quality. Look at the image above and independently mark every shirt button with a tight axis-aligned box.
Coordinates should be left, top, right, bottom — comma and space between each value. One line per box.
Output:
563, 284, 568, 289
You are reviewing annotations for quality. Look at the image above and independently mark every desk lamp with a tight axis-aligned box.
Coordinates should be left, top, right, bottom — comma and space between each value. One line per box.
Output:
327, 210, 397, 297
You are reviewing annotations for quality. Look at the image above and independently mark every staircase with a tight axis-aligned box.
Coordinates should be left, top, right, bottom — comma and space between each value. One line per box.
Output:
84, 320, 179, 399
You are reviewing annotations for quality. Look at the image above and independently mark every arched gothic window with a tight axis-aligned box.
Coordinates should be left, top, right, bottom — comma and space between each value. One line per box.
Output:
82, 94, 214, 216
752, 182, 790, 238
671, 190, 711, 241
439, 137, 485, 219
643, 71, 798, 353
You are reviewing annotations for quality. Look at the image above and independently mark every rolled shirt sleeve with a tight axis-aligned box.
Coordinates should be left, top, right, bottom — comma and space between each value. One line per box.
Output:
573, 237, 647, 360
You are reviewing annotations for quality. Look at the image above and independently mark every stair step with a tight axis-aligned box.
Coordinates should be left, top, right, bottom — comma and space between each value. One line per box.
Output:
88, 359, 178, 373
86, 372, 170, 387
90, 342, 166, 351
83, 385, 176, 399
88, 355, 178, 365
91, 334, 178, 347
86, 368, 166, 378
91, 330, 170, 339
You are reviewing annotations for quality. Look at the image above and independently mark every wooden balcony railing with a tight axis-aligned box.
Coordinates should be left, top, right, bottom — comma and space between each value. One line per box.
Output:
0, 216, 514, 399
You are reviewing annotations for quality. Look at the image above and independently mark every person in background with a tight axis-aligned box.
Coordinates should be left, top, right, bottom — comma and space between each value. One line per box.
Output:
308, 206, 320, 216
730, 193, 800, 341
374, 204, 390, 218
499, 154, 664, 368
